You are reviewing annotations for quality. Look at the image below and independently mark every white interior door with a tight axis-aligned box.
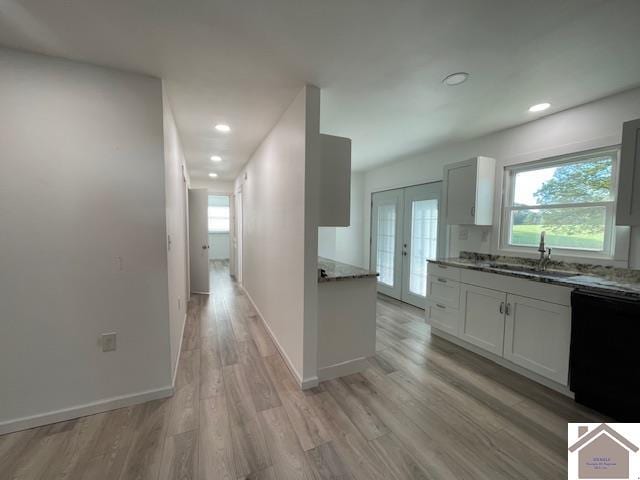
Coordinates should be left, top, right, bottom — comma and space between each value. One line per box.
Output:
188, 188, 210, 294
371, 189, 404, 299
401, 183, 442, 308
235, 190, 243, 285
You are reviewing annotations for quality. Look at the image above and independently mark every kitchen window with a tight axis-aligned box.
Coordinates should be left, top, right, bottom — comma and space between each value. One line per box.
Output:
502, 148, 619, 257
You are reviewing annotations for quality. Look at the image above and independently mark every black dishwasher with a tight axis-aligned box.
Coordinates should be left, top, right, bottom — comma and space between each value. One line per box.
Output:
569, 289, 640, 420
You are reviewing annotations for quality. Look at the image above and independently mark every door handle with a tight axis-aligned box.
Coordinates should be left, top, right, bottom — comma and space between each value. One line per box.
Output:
505, 303, 511, 315
470, 206, 475, 217
499, 301, 505, 314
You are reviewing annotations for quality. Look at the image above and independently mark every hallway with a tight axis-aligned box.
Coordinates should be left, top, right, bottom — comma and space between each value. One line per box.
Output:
0, 262, 605, 479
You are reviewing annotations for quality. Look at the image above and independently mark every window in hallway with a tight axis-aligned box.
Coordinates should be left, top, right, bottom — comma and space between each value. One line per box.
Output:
208, 195, 231, 261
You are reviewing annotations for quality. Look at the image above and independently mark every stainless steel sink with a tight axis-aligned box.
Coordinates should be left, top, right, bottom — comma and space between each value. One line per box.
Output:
479, 262, 581, 279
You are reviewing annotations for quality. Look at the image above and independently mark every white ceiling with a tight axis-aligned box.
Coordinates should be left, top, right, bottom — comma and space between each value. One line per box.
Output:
2, 0, 640, 183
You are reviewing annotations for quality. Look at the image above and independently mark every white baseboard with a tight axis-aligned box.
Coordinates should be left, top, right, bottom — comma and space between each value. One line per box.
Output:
172, 312, 188, 388
239, 285, 318, 389
431, 327, 573, 397
0, 386, 174, 435
317, 357, 369, 382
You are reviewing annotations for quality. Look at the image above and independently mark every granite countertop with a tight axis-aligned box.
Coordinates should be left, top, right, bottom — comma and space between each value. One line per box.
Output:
430, 252, 640, 299
318, 257, 378, 283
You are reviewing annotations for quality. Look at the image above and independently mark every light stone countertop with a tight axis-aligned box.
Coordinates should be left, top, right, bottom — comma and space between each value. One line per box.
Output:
430, 252, 640, 299
318, 257, 378, 283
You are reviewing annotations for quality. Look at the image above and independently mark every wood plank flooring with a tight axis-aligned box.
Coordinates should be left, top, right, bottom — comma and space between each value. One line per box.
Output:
0, 260, 607, 479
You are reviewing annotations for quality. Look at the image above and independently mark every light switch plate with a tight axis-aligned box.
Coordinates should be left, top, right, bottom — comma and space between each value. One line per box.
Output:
101, 333, 117, 352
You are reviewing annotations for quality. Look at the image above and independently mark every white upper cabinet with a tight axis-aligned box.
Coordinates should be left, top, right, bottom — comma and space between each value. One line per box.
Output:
318, 133, 351, 227
616, 119, 640, 226
443, 156, 496, 225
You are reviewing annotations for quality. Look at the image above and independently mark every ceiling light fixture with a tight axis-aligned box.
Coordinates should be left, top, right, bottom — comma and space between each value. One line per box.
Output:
210, 155, 222, 162
209, 172, 218, 178
214, 124, 231, 133
442, 72, 470, 86
529, 102, 551, 112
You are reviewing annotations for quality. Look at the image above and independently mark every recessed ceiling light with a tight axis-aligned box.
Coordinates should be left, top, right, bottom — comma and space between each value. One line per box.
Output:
214, 124, 231, 133
529, 102, 551, 112
442, 72, 469, 86
210, 155, 222, 162
209, 172, 218, 178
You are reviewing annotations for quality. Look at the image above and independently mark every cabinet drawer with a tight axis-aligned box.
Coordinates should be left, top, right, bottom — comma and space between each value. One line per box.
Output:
427, 275, 460, 309
427, 303, 459, 337
427, 263, 461, 282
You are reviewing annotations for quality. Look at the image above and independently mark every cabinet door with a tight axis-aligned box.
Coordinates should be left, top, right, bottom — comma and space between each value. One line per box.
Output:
503, 294, 571, 385
616, 118, 640, 226
445, 162, 476, 225
459, 285, 506, 355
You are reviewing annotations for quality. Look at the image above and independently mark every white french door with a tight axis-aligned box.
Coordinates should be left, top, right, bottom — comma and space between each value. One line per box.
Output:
371, 183, 442, 308
371, 189, 404, 299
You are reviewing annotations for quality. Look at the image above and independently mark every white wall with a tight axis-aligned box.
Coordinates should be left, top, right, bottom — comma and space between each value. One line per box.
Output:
162, 90, 190, 383
362, 87, 640, 269
209, 233, 230, 259
318, 172, 366, 267
235, 86, 321, 385
0, 48, 173, 432
191, 179, 234, 193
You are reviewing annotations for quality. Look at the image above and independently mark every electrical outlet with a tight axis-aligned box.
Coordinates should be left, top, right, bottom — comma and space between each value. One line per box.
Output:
101, 333, 117, 352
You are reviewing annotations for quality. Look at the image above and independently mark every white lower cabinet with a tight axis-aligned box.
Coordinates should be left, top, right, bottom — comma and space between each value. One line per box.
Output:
428, 302, 459, 336
503, 294, 571, 385
459, 285, 506, 356
426, 263, 572, 388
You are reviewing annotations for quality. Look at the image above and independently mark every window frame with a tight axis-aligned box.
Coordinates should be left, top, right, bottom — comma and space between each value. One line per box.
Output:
500, 147, 620, 259
208, 205, 230, 233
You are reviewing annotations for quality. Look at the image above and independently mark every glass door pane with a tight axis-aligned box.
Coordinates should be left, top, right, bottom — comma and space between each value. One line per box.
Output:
409, 199, 438, 296
401, 182, 442, 308
376, 204, 396, 286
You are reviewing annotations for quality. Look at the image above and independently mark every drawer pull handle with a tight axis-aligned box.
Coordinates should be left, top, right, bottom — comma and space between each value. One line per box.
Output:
436, 304, 446, 309
437, 277, 447, 283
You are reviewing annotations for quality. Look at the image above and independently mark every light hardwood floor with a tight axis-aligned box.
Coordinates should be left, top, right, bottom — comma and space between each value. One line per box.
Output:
0, 261, 606, 479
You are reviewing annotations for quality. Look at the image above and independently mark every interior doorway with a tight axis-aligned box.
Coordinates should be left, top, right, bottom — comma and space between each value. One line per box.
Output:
370, 182, 444, 308
207, 195, 231, 267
